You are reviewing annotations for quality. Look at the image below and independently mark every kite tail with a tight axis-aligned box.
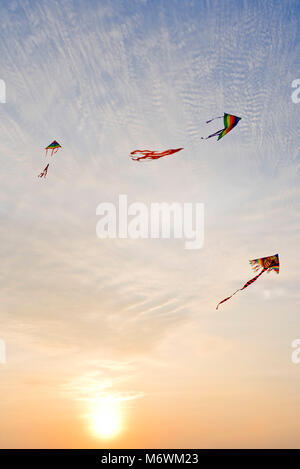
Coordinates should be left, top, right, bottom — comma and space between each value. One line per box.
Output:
38, 164, 49, 178
240, 268, 267, 290
131, 150, 151, 155
130, 148, 183, 161
205, 116, 223, 124
216, 289, 242, 310
201, 129, 223, 140
130, 150, 154, 161
216, 268, 267, 310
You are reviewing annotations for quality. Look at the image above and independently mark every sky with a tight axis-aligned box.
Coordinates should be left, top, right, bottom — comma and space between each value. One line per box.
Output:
0, 0, 300, 448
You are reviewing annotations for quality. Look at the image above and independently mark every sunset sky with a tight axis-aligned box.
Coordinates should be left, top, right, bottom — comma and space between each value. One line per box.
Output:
0, 0, 300, 448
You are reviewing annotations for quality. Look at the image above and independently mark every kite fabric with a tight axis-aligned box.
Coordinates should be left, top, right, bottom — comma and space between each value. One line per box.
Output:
130, 148, 183, 161
45, 140, 61, 156
249, 254, 280, 274
201, 113, 241, 141
216, 254, 279, 310
38, 164, 49, 178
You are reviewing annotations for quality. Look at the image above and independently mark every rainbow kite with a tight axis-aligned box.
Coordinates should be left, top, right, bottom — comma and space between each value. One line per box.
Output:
45, 140, 61, 156
201, 113, 241, 141
38, 140, 61, 179
216, 254, 279, 309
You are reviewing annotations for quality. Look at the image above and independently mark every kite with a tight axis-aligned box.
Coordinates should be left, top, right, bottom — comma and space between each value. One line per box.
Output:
38, 164, 49, 179
45, 140, 61, 156
216, 254, 279, 309
130, 148, 183, 161
201, 113, 241, 141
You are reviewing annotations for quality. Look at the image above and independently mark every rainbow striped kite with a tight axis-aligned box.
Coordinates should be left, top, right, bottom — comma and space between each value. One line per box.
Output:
216, 254, 279, 309
249, 254, 280, 274
201, 113, 241, 141
45, 140, 61, 156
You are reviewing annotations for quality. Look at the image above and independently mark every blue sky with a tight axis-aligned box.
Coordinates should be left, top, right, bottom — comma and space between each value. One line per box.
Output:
0, 0, 299, 448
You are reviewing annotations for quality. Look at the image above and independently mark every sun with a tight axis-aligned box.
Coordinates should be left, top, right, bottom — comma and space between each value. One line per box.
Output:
90, 398, 121, 439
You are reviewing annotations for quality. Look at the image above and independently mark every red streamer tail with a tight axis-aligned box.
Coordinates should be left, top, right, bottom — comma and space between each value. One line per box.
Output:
130, 148, 183, 161
38, 164, 49, 178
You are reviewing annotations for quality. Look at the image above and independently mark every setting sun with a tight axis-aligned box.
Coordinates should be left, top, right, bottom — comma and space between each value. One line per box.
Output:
90, 398, 121, 439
